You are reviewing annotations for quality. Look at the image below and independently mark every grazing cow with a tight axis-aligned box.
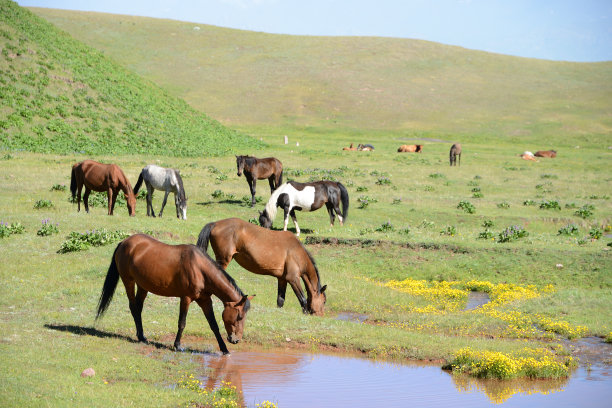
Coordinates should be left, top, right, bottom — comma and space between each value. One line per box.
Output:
449, 143, 462, 166
397, 144, 423, 153
534, 150, 557, 158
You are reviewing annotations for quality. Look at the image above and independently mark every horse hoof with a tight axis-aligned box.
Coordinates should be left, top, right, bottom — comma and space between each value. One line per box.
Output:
174, 344, 184, 352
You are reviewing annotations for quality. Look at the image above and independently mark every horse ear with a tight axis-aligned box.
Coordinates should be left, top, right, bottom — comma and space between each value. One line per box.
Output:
258, 210, 262, 215
248, 295, 255, 300
320, 285, 327, 294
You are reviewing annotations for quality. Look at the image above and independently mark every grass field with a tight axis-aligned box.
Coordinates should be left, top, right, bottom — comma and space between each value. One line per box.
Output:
1, 1, 611, 406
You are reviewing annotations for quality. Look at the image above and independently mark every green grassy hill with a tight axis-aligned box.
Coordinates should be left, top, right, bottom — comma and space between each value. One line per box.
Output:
29, 6, 612, 145
0, 0, 262, 156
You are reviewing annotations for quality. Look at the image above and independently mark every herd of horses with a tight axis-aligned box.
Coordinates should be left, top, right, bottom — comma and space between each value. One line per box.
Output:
74, 142, 556, 354
71, 156, 339, 354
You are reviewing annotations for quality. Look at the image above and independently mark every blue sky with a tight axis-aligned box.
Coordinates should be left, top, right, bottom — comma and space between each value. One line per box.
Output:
17, 0, 612, 62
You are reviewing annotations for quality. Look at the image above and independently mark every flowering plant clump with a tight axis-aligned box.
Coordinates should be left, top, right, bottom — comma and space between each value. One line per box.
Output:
176, 373, 242, 407
440, 225, 457, 236
588, 226, 603, 240
33, 199, 53, 209
523, 199, 537, 206
539, 200, 561, 210
497, 201, 510, 209
357, 195, 378, 209
58, 229, 129, 253
37, 219, 59, 236
558, 224, 580, 236
448, 347, 575, 380
375, 221, 395, 232
0, 221, 25, 238
375, 176, 392, 185
574, 204, 594, 218
605, 332, 612, 344
50, 184, 67, 192
497, 225, 528, 243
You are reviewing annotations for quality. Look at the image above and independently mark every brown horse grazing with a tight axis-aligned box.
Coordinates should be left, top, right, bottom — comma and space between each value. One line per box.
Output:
398, 144, 423, 153
236, 155, 283, 207
450, 143, 462, 166
70, 160, 136, 216
197, 218, 326, 316
534, 150, 557, 158
96, 234, 253, 354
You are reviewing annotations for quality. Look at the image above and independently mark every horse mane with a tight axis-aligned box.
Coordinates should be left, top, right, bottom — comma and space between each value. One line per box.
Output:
263, 183, 286, 221
194, 245, 247, 299
300, 242, 322, 292
244, 156, 257, 167
173, 169, 186, 201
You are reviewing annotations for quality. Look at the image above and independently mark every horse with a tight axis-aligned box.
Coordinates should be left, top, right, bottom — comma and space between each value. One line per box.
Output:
196, 218, 327, 316
70, 159, 136, 216
134, 164, 187, 220
342, 143, 357, 151
357, 143, 375, 151
520, 151, 538, 162
449, 143, 462, 166
534, 150, 557, 158
398, 144, 423, 153
95, 234, 253, 354
258, 180, 349, 236
236, 155, 283, 207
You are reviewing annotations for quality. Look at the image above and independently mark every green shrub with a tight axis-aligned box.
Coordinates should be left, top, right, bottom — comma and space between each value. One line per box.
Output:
0, 221, 25, 238
574, 204, 595, 218
33, 199, 53, 209
457, 200, 476, 214
498, 225, 528, 243
558, 224, 580, 236
37, 219, 59, 236
58, 229, 128, 253
539, 200, 561, 210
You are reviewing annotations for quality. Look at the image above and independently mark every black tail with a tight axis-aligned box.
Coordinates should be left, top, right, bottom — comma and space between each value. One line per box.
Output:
70, 166, 77, 199
133, 171, 144, 195
196, 222, 216, 253
338, 182, 349, 221
96, 244, 121, 320
277, 170, 283, 188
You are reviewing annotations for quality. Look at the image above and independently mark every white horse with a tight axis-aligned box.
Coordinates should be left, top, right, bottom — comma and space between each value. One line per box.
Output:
134, 165, 187, 219
258, 181, 349, 236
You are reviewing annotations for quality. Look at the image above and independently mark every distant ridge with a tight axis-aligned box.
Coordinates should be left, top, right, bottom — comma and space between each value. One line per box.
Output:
0, 0, 262, 156
29, 6, 612, 142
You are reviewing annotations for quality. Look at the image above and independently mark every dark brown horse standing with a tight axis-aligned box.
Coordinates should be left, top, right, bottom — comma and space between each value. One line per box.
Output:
236, 155, 283, 207
450, 143, 462, 166
70, 160, 136, 216
96, 234, 253, 354
197, 218, 327, 316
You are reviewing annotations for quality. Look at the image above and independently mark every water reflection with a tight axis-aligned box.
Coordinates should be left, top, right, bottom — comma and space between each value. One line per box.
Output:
194, 348, 612, 407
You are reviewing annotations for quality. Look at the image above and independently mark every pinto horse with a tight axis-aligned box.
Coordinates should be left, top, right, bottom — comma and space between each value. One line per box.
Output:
534, 150, 557, 158
449, 143, 462, 166
236, 155, 283, 207
197, 218, 326, 315
134, 164, 187, 219
258, 180, 349, 236
70, 160, 136, 216
398, 144, 423, 153
96, 234, 253, 354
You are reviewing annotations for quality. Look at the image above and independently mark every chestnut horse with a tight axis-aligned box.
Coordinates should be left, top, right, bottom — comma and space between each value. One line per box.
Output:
197, 218, 326, 316
70, 160, 136, 216
258, 180, 349, 236
236, 155, 283, 207
534, 150, 557, 158
450, 143, 462, 166
342, 143, 357, 151
96, 234, 253, 354
398, 144, 423, 153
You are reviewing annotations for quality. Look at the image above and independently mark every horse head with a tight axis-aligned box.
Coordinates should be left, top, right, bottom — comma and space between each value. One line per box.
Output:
308, 285, 327, 316
258, 210, 272, 229
222, 295, 254, 344
236, 156, 244, 177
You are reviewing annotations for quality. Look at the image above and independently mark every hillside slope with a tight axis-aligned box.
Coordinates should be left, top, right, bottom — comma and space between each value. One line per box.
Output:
0, 0, 262, 156
29, 7, 612, 142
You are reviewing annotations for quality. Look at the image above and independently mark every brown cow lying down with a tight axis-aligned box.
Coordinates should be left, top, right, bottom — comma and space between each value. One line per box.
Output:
398, 144, 423, 153
534, 150, 557, 158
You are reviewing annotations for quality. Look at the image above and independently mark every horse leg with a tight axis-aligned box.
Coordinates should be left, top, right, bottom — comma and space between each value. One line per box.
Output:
174, 193, 180, 219
159, 191, 170, 218
146, 183, 155, 217
277, 279, 288, 308
128, 286, 148, 343
268, 176, 275, 194
76, 183, 83, 212
325, 202, 336, 227
83, 188, 91, 213
248, 176, 257, 207
196, 296, 230, 355
289, 209, 301, 236
458, 153, 461, 166
174, 296, 192, 351
109, 188, 118, 215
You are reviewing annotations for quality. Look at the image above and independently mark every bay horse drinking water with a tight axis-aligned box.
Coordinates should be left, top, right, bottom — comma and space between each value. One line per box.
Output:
196, 218, 326, 316
449, 143, 462, 166
134, 164, 187, 220
236, 155, 283, 207
70, 159, 136, 216
96, 234, 253, 354
258, 180, 349, 236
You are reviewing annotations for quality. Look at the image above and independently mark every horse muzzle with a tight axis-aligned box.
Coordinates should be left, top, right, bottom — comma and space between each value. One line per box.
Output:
227, 334, 240, 344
